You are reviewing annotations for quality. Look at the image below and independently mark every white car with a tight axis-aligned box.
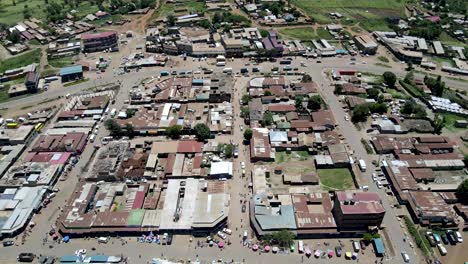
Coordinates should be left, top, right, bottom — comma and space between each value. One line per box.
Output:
222, 228, 232, 235
456, 231, 463, 242
240, 125, 244, 131
401, 252, 410, 263
217, 231, 226, 240
241, 162, 245, 169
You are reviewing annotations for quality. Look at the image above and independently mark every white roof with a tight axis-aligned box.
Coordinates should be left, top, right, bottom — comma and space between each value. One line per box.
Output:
210, 161, 233, 176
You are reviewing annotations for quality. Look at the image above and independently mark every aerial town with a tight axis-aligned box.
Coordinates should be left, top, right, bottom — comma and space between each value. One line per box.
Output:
0, 0, 467, 263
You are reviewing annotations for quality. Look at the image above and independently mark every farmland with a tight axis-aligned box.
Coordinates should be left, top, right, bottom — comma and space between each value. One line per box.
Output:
291, 0, 406, 31
0, 0, 100, 25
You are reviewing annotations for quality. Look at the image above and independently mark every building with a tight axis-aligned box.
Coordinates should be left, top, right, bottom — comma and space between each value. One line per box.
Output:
25, 71, 39, 93
60, 65, 83, 82
209, 161, 233, 178
82, 31, 118, 52
332, 191, 385, 231
353, 35, 378, 55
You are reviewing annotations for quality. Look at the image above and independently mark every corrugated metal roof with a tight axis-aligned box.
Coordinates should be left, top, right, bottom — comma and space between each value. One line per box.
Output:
60, 65, 83, 76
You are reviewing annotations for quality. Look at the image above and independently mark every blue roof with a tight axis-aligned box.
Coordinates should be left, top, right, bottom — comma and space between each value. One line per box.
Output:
253, 194, 296, 230
373, 238, 385, 254
88, 255, 110, 262
60, 65, 83, 76
60, 255, 79, 262
192, 79, 204, 84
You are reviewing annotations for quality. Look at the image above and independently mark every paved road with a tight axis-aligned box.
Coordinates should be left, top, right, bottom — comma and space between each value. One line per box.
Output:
316, 69, 418, 264
0, 55, 443, 263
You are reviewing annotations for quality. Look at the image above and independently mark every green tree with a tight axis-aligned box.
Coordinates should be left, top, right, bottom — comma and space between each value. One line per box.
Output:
194, 123, 210, 141
166, 125, 182, 139
334, 85, 343, 94
363, 233, 373, 242
369, 102, 388, 114
241, 106, 250, 118
125, 123, 134, 136
301, 74, 313, 83
295, 96, 304, 111
241, 94, 251, 105
259, 29, 269, 38
262, 111, 273, 127
269, 230, 295, 247
199, 19, 211, 29
307, 95, 322, 111
167, 14, 176, 26
382, 72, 397, 88
352, 104, 370, 122
456, 179, 468, 204
243, 128, 253, 141
264, 90, 272, 96
104, 119, 122, 136
126, 108, 136, 118
367, 88, 380, 100
404, 71, 414, 84
433, 114, 446, 134
7, 30, 21, 43
224, 144, 234, 158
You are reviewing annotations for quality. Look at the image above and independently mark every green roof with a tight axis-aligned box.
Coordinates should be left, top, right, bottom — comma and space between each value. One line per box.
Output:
127, 209, 145, 226
60, 65, 83, 76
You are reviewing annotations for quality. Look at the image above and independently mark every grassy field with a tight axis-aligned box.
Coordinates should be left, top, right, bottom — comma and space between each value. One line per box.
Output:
292, 0, 405, 31
152, 0, 206, 20
0, 48, 41, 73
48, 56, 76, 68
276, 151, 309, 163
441, 112, 467, 131
0, 0, 100, 25
318, 168, 355, 190
278, 26, 333, 40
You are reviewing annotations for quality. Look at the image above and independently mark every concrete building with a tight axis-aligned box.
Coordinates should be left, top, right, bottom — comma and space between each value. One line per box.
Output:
82, 31, 118, 52
60, 65, 83, 82
332, 191, 386, 231
353, 35, 378, 55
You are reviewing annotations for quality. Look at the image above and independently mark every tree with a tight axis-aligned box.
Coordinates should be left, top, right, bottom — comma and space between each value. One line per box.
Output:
456, 179, 468, 204
167, 14, 176, 26
198, 19, 211, 29
367, 88, 380, 100
264, 90, 272, 96
433, 114, 446, 134
307, 95, 322, 111
406, 62, 413, 71
241, 94, 251, 105
404, 71, 414, 84
125, 123, 134, 137
267, 230, 295, 248
241, 106, 249, 118
243, 128, 253, 141
7, 30, 21, 43
224, 144, 234, 158
262, 111, 273, 127
334, 85, 343, 94
194, 123, 210, 141
301, 74, 313, 83
368, 102, 388, 114
382, 72, 397, 88
363, 233, 373, 242
401, 99, 426, 118
126, 108, 136, 118
352, 104, 370, 122
295, 96, 304, 111
104, 119, 122, 136
166, 125, 182, 139
259, 29, 269, 38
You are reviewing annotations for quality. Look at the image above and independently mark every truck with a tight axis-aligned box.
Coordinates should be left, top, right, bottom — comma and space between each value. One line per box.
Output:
352, 241, 360, 252
298, 240, 304, 253
358, 159, 367, 172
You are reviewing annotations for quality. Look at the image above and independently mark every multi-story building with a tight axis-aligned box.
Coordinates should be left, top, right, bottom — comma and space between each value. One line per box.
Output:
353, 35, 378, 55
82, 31, 118, 53
332, 191, 386, 231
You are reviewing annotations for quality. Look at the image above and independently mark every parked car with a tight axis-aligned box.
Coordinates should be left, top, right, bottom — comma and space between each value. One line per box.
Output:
242, 204, 246, 213
18, 253, 35, 262
241, 162, 245, 169
401, 251, 410, 263
222, 228, 232, 235
3, 241, 14, 247
441, 234, 449, 245
217, 231, 227, 240
335, 246, 342, 257
166, 233, 173, 245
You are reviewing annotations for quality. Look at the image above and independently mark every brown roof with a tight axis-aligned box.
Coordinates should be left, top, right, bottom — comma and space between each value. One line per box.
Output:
291, 193, 336, 230
263, 76, 285, 87
409, 168, 435, 181
268, 104, 296, 112
311, 111, 336, 127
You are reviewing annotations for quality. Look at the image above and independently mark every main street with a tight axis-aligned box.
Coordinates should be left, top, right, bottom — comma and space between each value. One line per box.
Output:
0, 53, 454, 263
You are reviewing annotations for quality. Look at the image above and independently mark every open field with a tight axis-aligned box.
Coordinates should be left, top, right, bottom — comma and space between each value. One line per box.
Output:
441, 112, 467, 131
278, 26, 332, 40
0, 48, 41, 73
0, 0, 100, 25
152, 0, 206, 20
292, 0, 405, 31
275, 151, 310, 164
47, 56, 76, 68
318, 168, 355, 190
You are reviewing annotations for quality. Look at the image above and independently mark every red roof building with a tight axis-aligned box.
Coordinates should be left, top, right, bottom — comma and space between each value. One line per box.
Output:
267, 104, 296, 113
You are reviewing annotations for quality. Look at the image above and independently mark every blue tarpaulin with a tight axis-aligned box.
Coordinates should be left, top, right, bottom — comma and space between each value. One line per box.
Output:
373, 238, 385, 256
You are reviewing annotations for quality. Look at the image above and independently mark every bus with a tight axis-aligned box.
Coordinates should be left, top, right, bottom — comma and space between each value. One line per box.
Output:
34, 123, 44, 132
358, 159, 367, 172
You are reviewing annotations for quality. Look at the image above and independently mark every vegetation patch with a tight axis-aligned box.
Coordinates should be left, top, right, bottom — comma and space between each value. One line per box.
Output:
361, 138, 374, 154
0, 49, 41, 73
48, 56, 76, 68
64, 78, 89, 87
403, 216, 433, 257
318, 168, 355, 190
377, 56, 389, 63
